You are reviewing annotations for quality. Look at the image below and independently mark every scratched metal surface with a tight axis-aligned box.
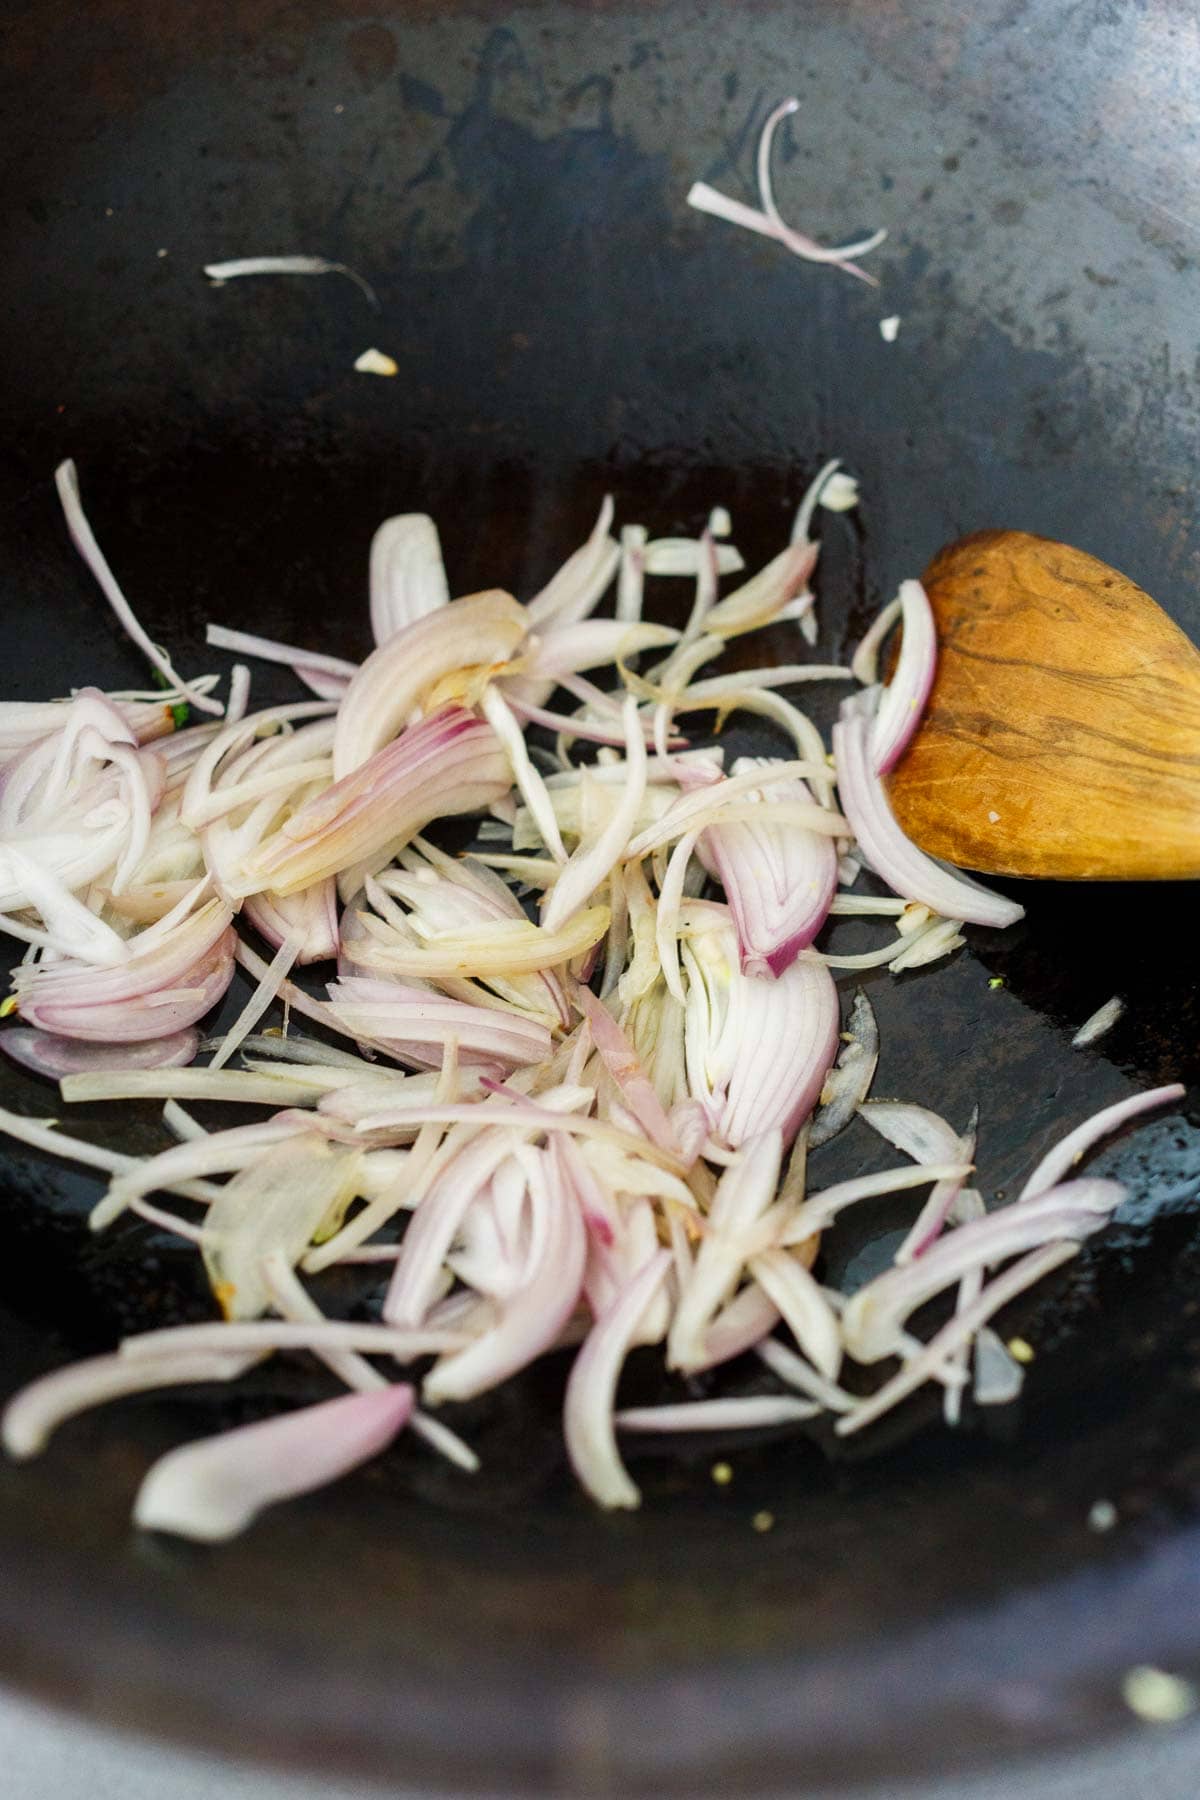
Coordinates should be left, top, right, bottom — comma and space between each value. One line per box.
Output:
1, 2, 1200, 1793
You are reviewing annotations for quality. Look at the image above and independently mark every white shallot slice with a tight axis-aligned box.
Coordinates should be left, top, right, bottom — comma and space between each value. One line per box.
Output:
757, 98, 886, 276
0, 821, 130, 915
133, 1384, 413, 1541
816, 471, 860, 513
90, 1114, 313, 1231
833, 696, 1025, 929
369, 513, 451, 644
0, 694, 174, 758
625, 757, 838, 856
887, 917, 965, 972
655, 828, 700, 1004
208, 933, 301, 1071
687, 99, 885, 285
578, 1170, 668, 1347
790, 458, 846, 545
353, 348, 398, 377
686, 931, 841, 1149
423, 1138, 587, 1404
354, 908, 608, 983
256, 1254, 465, 1465
686, 179, 882, 281
525, 496, 619, 629
243, 879, 339, 966
678, 664, 854, 703
2, 1346, 263, 1460
870, 580, 936, 774
687, 1278, 781, 1373
973, 1326, 1025, 1408
119, 1318, 469, 1364
225, 662, 252, 721
564, 1248, 671, 1510
679, 683, 837, 810
839, 1178, 1124, 1363
704, 539, 819, 639
324, 976, 552, 1071
698, 758, 838, 977
578, 989, 679, 1153
481, 685, 567, 862
641, 537, 745, 578
240, 706, 510, 898
541, 698, 647, 932
0, 1105, 221, 1206
1018, 1084, 1184, 1202
202, 255, 379, 308
384, 1127, 528, 1328
205, 624, 357, 687
669, 531, 720, 674
748, 1248, 842, 1379
54, 461, 222, 716
852, 595, 903, 686
780, 1160, 974, 1244
201, 1133, 362, 1319
15, 896, 236, 1043
859, 1098, 977, 1265
519, 619, 678, 683
1, 1027, 199, 1082
669, 1131, 782, 1372
836, 1242, 1079, 1438
332, 591, 526, 779
407, 1408, 482, 1473
1072, 996, 1125, 1049
858, 1099, 960, 1164
616, 1395, 818, 1432
943, 1188, 987, 1427
755, 1336, 856, 1412
895, 1109, 978, 1264
616, 524, 647, 626
180, 701, 335, 829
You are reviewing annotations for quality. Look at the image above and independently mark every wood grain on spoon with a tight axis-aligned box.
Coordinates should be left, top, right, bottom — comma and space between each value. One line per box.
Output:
887, 530, 1200, 880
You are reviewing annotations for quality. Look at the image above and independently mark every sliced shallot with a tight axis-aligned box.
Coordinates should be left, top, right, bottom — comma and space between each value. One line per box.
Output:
133, 1385, 413, 1542
564, 1249, 671, 1510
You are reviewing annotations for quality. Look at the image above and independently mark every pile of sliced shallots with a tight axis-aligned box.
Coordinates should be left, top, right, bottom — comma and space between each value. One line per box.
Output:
0, 459, 1180, 1541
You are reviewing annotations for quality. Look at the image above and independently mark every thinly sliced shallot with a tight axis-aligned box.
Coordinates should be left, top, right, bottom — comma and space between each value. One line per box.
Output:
133, 1385, 413, 1541
0, 1027, 199, 1081
2, 1346, 263, 1460
0, 461, 1176, 1534
332, 593, 525, 779
687, 98, 885, 285
55, 462, 222, 716
564, 1249, 671, 1510
698, 757, 838, 977
370, 514, 450, 644
833, 697, 1025, 929
870, 581, 936, 774
1019, 1084, 1184, 1202
616, 1396, 818, 1432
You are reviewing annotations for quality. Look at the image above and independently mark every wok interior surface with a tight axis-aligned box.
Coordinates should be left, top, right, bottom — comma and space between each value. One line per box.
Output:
2, 0, 1200, 1791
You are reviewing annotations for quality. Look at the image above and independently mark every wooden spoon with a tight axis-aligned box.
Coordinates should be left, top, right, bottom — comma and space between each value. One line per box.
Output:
886, 530, 1200, 880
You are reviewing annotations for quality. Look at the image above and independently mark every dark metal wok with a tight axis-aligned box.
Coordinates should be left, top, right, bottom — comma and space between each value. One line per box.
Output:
1, 0, 1199, 1792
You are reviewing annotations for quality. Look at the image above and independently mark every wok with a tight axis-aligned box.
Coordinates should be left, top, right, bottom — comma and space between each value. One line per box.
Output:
1, 0, 1199, 1792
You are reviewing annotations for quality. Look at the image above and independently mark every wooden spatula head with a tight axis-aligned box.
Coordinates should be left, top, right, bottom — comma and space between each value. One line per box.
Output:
887, 530, 1200, 880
